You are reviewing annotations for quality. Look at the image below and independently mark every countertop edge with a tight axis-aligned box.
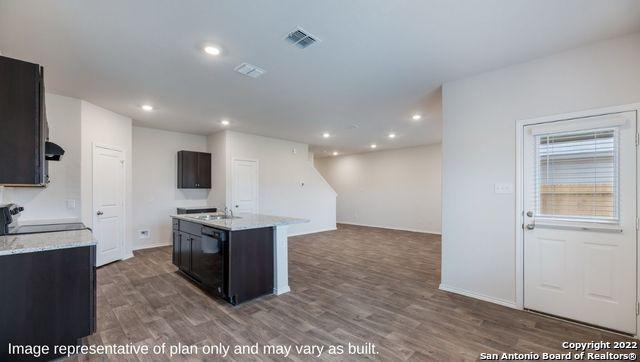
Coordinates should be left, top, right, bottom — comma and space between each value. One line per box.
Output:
171, 213, 309, 231
0, 240, 97, 256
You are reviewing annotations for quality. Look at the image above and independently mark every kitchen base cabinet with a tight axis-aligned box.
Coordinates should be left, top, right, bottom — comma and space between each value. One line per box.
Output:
0, 246, 96, 361
171, 219, 274, 305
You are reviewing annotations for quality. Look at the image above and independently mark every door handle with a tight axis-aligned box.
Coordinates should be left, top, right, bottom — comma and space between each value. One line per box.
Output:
235, 205, 239, 208
96, 211, 104, 216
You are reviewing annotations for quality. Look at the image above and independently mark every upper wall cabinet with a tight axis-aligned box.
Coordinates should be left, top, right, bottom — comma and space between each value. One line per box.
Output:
177, 151, 211, 189
0, 56, 48, 186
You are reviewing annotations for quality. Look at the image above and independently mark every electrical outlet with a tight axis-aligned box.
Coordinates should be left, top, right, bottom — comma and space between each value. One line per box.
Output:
138, 230, 150, 239
494, 183, 514, 194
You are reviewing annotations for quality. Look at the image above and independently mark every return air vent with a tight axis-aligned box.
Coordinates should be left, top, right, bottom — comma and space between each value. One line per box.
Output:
285, 27, 320, 49
234, 63, 266, 78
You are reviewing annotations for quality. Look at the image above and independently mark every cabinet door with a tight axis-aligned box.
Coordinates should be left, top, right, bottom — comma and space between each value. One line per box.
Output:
178, 151, 198, 188
179, 233, 191, 272
197, 152, 211, 188
172, 230, 181, 267
190, 235, 203, 281
0, 56, 44, 186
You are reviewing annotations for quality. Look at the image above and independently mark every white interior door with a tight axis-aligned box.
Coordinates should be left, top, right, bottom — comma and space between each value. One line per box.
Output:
523, 111, 637, 334
232, 159, 258, 214
93, 145, 125, 267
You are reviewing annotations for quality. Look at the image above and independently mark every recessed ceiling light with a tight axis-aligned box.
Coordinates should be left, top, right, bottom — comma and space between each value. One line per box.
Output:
388, 133, 396, 139
203, 45, 221, 56
412, 114, 422, 121
141, 104, 154, 112
370, 144, 377, 149
220, 119, 230, 126
332, 151, 339, 156
322, 132, 331, 138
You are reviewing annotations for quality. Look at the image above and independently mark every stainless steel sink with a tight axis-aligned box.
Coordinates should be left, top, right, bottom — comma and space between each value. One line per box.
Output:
187, 214, 239, 221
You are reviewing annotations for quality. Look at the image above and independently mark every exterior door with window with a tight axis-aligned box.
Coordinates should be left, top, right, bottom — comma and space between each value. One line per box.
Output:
523, 111, 637, 334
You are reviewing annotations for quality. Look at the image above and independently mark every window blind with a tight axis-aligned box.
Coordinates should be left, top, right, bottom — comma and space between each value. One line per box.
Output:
535, 128, 618, 221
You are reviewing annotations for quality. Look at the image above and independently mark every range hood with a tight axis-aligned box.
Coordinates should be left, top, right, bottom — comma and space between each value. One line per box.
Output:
45, 141, 65, 161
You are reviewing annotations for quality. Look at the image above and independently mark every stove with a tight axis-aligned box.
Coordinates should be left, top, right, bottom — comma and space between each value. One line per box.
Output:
0, 203, 88, 235
9, 222, 88, 235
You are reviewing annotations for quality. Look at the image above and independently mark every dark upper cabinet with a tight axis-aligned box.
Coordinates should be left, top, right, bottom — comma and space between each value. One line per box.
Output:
177, 150, 211, 189
0, 55, 48, 186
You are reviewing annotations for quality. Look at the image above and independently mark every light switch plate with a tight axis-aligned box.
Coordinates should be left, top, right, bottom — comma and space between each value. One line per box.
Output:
494, 183, 514, 194
66, 199, 76, 209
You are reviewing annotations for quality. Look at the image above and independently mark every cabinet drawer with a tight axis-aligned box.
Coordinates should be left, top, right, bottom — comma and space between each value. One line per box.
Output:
179, 220, 202, 235
172, 218, 180, 230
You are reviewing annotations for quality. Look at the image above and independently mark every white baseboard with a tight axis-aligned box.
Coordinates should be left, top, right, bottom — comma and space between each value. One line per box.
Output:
338, 221, 441, 235
288, 227, 337, 237
274, 285, 291, 295
438, 284, 518, 309
122, 252, 135, 260
132, 241, 171, 251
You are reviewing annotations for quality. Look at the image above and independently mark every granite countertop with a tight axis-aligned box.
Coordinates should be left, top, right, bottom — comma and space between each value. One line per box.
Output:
171, 212, 309, 231
0, 229, 96, 256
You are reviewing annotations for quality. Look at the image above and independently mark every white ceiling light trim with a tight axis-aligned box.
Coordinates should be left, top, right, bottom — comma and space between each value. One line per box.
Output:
203, 45, 222, 56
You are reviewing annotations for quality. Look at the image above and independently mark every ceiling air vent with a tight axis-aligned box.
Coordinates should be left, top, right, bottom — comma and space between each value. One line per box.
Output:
234, 63, 266, 78
285, 27, 320, 49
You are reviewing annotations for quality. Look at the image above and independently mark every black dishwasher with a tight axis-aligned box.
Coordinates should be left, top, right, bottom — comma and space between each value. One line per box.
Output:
190, 226, 226, 296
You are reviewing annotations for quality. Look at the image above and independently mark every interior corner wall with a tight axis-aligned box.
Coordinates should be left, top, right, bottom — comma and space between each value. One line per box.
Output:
314, 144, 442, 234
80, 100, 133, 256
441, 32, 640, 305
224, 131, 336, 235
132, 126, 209, 250
2, 93, 82, 222
207, 131, 228, 208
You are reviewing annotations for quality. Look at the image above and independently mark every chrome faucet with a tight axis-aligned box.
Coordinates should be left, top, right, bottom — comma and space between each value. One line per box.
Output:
224, 206, 234, 218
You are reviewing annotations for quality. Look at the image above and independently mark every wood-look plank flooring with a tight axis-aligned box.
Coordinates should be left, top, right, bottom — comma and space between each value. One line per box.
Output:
73, 224, 637, 361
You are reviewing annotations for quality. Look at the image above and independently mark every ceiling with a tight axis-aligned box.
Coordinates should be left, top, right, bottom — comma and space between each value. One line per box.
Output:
1, 1, 639, 157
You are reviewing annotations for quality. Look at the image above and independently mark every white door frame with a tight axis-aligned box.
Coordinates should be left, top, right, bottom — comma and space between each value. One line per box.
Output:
231, 157, 259, 213
92, 143, 126, 264
515, 103, 640, 336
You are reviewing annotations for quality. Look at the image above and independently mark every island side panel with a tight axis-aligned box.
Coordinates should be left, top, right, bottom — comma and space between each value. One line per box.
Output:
274, 225, 290, 295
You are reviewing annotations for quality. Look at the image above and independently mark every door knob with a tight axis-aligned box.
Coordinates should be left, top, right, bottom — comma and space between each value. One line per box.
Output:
235, 205, 239, 208
96, 211, 104, 216
526, 224, 535, 230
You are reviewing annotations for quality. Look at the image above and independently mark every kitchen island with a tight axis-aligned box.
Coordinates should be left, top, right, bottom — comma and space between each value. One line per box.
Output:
170, 212, 307, 304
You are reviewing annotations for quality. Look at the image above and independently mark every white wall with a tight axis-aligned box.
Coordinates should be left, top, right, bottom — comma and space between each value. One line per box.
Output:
2, 93, 82, 222
441, 32, 640, 305
315, 144, 442, 234
207, 130, 228, 208
132, 126, 210, 250
220, 131, 336, 235
80, 101, 133, 256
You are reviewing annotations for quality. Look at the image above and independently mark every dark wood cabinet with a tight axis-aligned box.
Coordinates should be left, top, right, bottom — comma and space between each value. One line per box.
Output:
171, 218, 273, 305
0, 246, 96, 361
177, 150, 211, 189
0, 55, 48, 186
